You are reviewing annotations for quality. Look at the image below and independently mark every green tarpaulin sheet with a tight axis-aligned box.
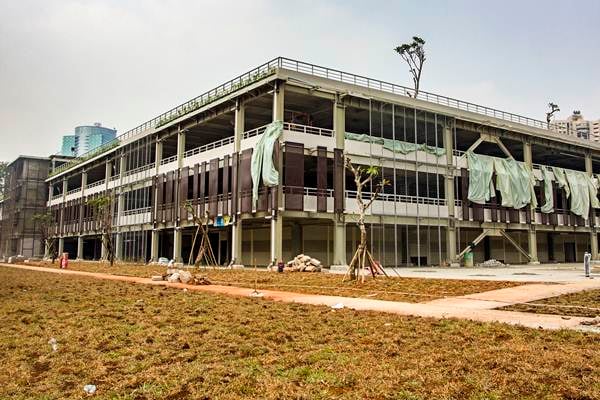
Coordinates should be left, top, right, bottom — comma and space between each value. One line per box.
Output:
251, 121, 283, 207
492, 157, 536, 209
540, 166, 554, 213
564, 169, 600, 219
466, 152, 496, 204
467, 152, 537, 208
344, 132, 445, 157
552, 167, 570, 199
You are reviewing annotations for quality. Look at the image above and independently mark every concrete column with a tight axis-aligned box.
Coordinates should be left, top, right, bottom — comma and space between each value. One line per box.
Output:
76, 236, 83, 260
101, 238, 107, 260
119, 156, 126, 185
270, 82, 284, 266
58, 237, 64, 255
173, 228, 182, 264
270, 216, 283, 265
231, 221, 243, 267
331, 97, 348, 272
231, 100, 245, 268
155, 138, 163, 175
48, 183, 53, 203
332, 220, 346, 267
62, 178, 67, 200
177, 130, 186, 169
81, 170, 88, 196
585, 152, 599, 259
234, 100, 245, 152
150, 229, 159, 262
115, 232, 123, 261
290, 222, 302, 257
523, 140, 539, 264
105, 161, 111, 190
443, 124, 457, 265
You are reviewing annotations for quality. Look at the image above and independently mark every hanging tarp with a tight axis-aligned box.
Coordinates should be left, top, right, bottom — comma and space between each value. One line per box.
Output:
468, 152, 537, 209
344, 132, 445, 157
251, 121, 283, 206
540, 166, 554, 213
565, 170, 590, 218
562, 170, 600, 218
492, 158, 532, 209
466, 152, 495, 204
552, 167, 570, 199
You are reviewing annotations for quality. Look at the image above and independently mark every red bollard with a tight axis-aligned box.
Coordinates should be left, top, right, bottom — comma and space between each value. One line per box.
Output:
60, 252, 69, 269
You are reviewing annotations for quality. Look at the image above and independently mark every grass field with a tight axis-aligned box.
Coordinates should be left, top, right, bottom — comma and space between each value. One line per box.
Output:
1, 266, 600, 399
501, 289, 600, 318
27, 260, 525, 303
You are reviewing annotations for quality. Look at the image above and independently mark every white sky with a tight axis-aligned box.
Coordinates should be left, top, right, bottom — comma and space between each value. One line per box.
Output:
1, 0, 599, 160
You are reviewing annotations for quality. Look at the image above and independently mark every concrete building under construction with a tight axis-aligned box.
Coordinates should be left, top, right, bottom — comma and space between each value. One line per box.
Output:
45, 57, 600, 267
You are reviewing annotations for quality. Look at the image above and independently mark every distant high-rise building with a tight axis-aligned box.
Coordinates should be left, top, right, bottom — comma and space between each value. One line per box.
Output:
58, 123, 117, 157
551, 111, 600, 142
59, 135, 76, 156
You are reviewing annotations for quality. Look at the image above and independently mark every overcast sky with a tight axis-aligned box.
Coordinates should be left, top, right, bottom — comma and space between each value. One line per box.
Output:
1, 0, 599, 161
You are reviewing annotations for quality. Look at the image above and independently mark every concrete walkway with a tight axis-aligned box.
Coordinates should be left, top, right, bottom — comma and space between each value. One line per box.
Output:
381, 263, 600, 283
2, 263, 600, 333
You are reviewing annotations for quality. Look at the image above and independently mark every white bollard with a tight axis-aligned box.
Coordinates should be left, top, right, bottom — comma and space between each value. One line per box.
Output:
584, 251, 591, 278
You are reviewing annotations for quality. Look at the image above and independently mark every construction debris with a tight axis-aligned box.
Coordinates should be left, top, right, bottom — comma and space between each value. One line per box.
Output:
477, 259, 506, 268
153, 268, 212, 286
285, 254, 322, 272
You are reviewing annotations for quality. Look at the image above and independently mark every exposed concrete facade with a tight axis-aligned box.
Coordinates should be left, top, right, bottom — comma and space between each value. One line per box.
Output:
43, 58, 600, 267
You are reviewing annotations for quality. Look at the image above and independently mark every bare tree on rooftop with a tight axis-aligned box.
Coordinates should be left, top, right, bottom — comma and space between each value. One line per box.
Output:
394, 36, 426, 98
546, 102, 560, 128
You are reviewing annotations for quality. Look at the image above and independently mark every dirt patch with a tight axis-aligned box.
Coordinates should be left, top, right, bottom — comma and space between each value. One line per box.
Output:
1, 266, 600, 399
501, 289, 600, 318
26, 260, 526, 303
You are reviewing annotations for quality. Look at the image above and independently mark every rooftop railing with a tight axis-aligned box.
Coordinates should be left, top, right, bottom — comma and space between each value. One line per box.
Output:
49, 56, 582, 179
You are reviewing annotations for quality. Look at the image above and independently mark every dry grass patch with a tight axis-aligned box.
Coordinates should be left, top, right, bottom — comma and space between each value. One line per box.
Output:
27, 260, 523, 302
501, 289, 600, 318
1, 266, 600, 399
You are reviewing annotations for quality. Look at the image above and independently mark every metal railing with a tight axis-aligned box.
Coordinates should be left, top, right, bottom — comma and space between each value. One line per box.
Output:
49, 58, 281, 177
122, 207, 152, 217
124, 163, 154, 176
66, 187, 81, 196
50, 56, 576, 179
86, 179, 105, 189
345, 190, 447, 206
278, 57, 552, 131
160, 155, 178, 165
284, 122, 334, 137
184, 136, 235, 158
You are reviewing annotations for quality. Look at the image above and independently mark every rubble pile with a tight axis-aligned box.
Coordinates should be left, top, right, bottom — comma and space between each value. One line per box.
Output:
154, 265, 212, 285
477, 259, 506, 268
285, 254, 322, 272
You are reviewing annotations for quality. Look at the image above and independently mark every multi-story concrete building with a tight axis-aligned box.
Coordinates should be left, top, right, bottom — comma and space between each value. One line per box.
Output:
59, 135, 76, 156
551, 111, 600, 142
1, 156, 52, 258
0, 155, 73, 258
45, 58, 600, 267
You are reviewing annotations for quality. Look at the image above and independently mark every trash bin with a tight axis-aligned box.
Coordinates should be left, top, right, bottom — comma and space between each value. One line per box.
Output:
464, 251, 474, 268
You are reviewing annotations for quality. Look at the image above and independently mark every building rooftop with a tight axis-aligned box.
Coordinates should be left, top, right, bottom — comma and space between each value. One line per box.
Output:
48, 57, 596, 179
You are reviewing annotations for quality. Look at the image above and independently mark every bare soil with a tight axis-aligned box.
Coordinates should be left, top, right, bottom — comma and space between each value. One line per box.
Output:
2, 266, 600, 399
27, 260, 524, 303
502, 288, 600, 318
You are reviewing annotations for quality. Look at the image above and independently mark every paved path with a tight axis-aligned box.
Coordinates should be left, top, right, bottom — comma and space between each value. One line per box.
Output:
379, 263, 600, 283
2, 263, 600, 332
